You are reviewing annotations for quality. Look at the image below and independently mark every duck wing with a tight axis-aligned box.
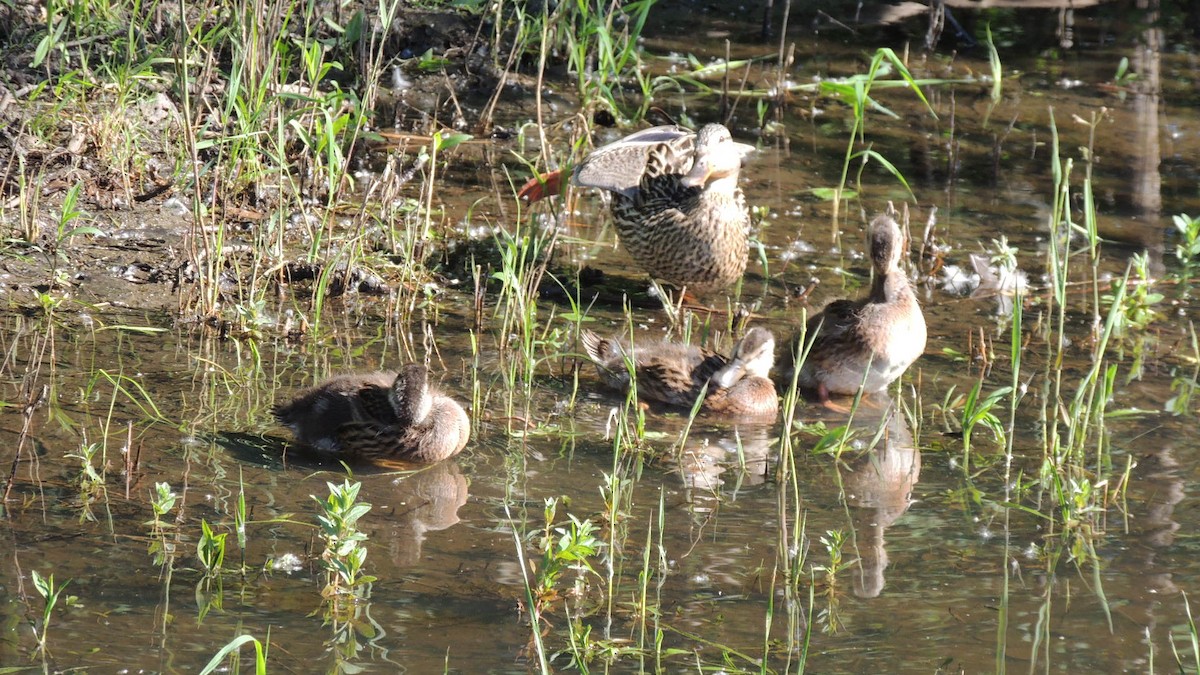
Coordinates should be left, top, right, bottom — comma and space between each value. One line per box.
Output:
336, 393, 470, 463
633, 346, 726, 408
573, 126, 694, 199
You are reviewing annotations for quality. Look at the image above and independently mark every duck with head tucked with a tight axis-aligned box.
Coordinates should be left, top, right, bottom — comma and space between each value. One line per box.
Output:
789, 214, 926, 402
581, 326, 778, 418
521, 123, 755, 294
273, 364, 470, 463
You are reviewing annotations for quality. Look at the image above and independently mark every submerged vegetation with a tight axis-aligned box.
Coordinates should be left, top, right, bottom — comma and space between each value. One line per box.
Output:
1, 0, 1199, 672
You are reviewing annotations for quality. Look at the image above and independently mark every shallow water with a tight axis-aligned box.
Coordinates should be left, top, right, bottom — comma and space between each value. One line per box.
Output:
4, 2, 1200, 673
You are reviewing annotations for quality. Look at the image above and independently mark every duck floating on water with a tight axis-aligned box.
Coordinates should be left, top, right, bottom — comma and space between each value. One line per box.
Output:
273, 364, 470, 463
581, 326, 778, 418
521, 123, 755, 293
790, 214, 926, 401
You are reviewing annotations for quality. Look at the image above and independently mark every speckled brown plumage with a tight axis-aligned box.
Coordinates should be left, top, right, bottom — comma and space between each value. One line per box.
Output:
573, 124, 753, 292
581, 326, 778, 418
273, 364, 470, 463
793, 215, 927, 398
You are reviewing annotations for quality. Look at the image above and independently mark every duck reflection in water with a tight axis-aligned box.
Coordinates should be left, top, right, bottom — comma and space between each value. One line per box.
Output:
665, 422, 778, 594
373, 459, 469, 567
672, 425, 775, 503
835, 405, 920, 598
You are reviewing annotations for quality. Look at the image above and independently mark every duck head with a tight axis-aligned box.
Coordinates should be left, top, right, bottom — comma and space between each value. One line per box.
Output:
679, 124, 756, 191
711, 327, 776, 389
869, 214, 907, 274
389, 364, 432, 425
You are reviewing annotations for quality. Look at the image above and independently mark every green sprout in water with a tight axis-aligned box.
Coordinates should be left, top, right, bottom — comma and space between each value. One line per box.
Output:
313, 480, 376, 600
199, 633, 269, 675
533, 497, 603, 613
66, 441, 103, 489
958, 378, 1012, 468
147, 481, 178, 566
30, 570, 78, 655
1057, 476, 1105, 565
813, 529, 851, 581
196, 519, 229, 620
65, 438, 104, 522
1111, 56, 1138, 94
811, 529, 851, 635
197, 520, 228, 578
1102, 251, 1163, 334
149, 481, 177, 531
1173, 213, 1200, 285
989, 234, 1019, 271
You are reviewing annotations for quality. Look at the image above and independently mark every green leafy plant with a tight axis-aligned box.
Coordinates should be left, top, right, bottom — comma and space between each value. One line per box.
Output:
532, 497, 603, 612
821, 47, 936, 213
146, 481, 178, 566
561, 0, 659, 120
1171, 593, 1200, 673
813, 529, 850, 581
149, 481, 177, 532
1173, 213, 1200, 283
958, 379, 1012, 465
64, 438, 104, 522
1110, 56, 1138, 99
197, 520, 228, 578
313, 480, 376, 598
1102, 252, 1163, 334
65, 440, 103, 491
31, 570, 77, 654
811, 529, 850, 634
199, 633, 269, 675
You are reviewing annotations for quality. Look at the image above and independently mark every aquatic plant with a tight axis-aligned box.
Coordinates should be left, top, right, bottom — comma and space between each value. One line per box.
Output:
1174, 213, 1200, 274
313, 479, 376, 599
488, 209, 564, 422
234, 469, 249, 574
1171, 593, 1200, 672
819, 48, 936, 218
957, 378, 1011, 466
479, 0, 661, 125
30, 570, 77, 655
199, 633, 269, 675
1101, 251, 1163, 335
532, 498, 603, 612
197, 519, 228, 578
505, 500, 551, 673
561, 0, 661, 121
146, 481, 179, 567
65, 438, 103, 504
149, 481, 177, 533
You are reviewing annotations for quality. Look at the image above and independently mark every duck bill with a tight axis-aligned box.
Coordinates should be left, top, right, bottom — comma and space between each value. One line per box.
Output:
710, 359, 746, 389
680, 142, 755, 188
680, 155, 716, 188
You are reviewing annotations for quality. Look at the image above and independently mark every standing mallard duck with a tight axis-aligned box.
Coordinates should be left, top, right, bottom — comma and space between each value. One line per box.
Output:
581, 326, 778, 418
521, 124, 755, 292
273, 364, 470, 463
792, 214, 926, 401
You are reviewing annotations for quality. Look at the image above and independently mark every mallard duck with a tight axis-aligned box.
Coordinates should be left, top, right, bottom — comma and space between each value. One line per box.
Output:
273, 364, 470, 463
521, 123, 755, 292
580, 326, 778, 417
792, 214, 926, 401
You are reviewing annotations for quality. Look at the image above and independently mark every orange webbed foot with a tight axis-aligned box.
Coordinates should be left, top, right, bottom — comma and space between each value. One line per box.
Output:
517, 169, 565, 202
